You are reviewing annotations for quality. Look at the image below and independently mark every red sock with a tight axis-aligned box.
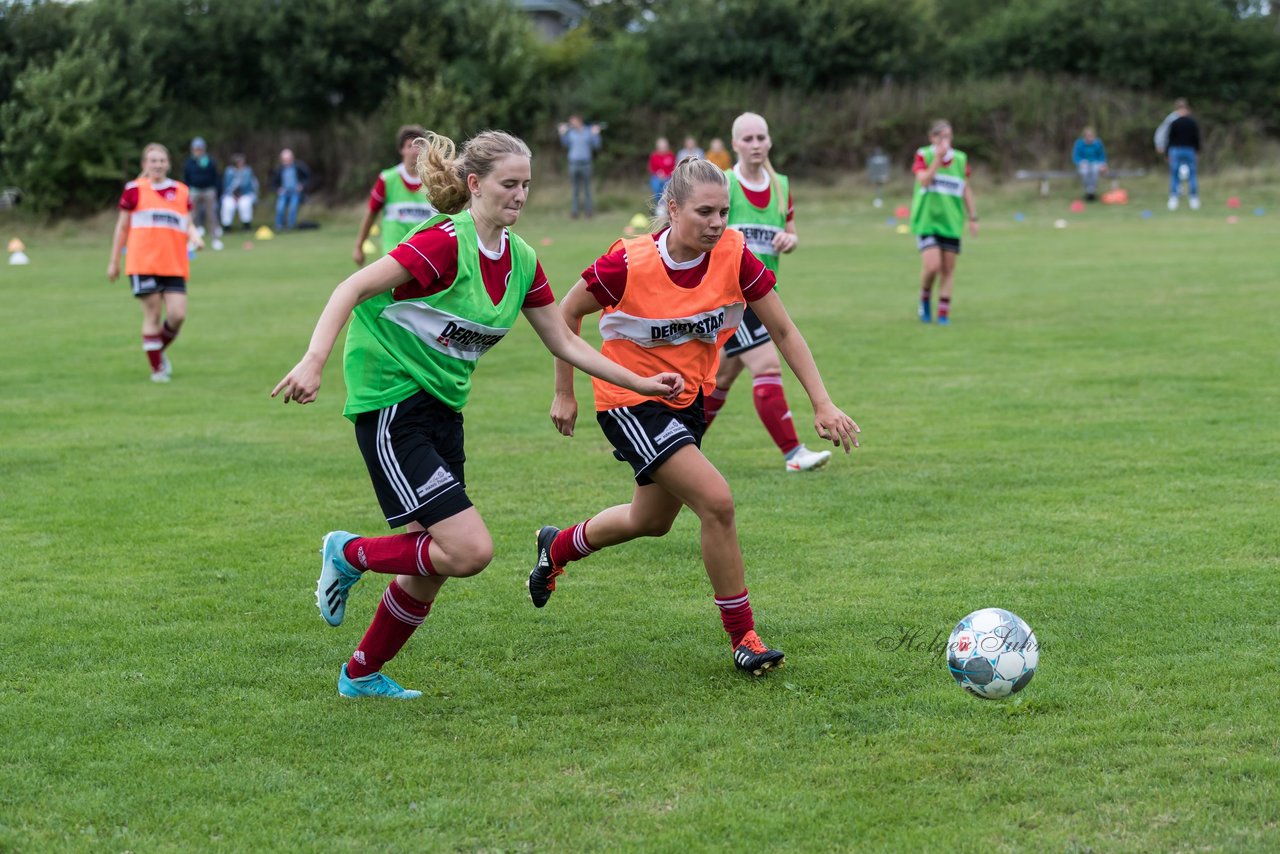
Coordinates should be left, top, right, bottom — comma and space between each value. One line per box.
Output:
346, 579, 432, 678
938, 296, 951, 319
142, 335, 164, 371
160, 321, 180, 350
704, 385, 730, 426
344, 531, 437, 576
550, 519, 596, 567
921, 284, 933, 302
752, 374, 800, 455
715, 589, 754, 647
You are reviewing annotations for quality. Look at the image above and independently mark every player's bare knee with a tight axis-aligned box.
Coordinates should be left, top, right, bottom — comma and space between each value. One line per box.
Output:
443, 538, 493, 577
695, 490, 736, 530
636, 515, 675, 538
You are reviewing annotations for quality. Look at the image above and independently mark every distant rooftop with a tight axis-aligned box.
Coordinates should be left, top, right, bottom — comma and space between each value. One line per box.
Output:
517, 0, 584, 40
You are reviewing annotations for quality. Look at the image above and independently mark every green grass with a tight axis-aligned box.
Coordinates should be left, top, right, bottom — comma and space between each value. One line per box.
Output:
2, 173, 1278, 852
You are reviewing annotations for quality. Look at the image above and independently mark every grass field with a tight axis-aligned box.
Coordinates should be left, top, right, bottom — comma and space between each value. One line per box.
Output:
2, 173, 1278, 852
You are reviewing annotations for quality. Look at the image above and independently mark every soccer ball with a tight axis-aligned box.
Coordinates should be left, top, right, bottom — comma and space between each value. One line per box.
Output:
947, 608, 1038, 700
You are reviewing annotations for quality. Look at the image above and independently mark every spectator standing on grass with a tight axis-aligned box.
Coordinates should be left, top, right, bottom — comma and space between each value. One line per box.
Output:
353, 124, 437, 266
529, 157, 860, 676
220, 153, 259, 231
677, 135, 705, 162
106, 143, 203, 382
910, 119, 978, 326
559, 115, 602, 219
183, 137, 223, 250
705, 137, 732, 171
704, 111, 833, 473
1072, 126, 1108, 202
1160, 99, 1201, 211
270, 148, 311, 231
648, 136, 675, 208
271, 130, 680, 700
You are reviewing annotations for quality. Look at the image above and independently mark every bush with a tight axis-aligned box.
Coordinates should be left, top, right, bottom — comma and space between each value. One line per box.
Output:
0, 31, 159, 214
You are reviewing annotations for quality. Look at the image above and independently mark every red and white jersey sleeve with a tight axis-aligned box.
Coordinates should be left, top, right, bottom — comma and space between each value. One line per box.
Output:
367, 175, 387, 213
389, 221, 553, 308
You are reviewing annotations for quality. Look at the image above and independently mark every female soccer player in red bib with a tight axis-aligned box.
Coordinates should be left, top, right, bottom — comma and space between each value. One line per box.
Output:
272, 131, 680, 699
530, 157, 860, 675
106, 143, 204, 382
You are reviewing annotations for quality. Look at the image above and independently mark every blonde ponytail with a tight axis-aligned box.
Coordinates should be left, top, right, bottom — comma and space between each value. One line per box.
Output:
416, 129, 532, 215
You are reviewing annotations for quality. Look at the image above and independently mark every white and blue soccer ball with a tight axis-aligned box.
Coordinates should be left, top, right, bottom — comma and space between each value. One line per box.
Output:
947, 608, 1038, 700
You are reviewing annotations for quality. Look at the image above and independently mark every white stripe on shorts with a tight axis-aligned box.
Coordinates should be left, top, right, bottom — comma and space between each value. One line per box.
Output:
608, 408, 657, 463
377, 405, 418, 511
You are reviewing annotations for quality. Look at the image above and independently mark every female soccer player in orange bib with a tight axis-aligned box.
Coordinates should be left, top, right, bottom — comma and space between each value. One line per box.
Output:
106, 143, 204, 382
530, 157, 860, 675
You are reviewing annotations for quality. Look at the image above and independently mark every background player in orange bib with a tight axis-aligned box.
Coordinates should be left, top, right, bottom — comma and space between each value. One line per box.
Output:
530, 158, 860, 675
106, 143, 203, 382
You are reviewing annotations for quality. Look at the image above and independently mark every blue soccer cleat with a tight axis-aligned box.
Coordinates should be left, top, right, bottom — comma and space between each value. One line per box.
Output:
338, 664, 422, 700
316, 531, 363, 627
919, 299, 932, 323
937, 315, 950, 326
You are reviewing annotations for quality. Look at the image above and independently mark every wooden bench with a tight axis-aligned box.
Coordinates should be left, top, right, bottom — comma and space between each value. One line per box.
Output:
1014, 168, 1146, 197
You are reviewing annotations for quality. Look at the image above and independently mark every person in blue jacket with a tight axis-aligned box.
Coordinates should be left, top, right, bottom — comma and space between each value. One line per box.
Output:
1072, 127, 1107, 201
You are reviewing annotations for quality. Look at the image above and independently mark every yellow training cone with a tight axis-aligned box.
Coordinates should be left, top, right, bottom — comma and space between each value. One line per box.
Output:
255, 226, 275, 240
362, 239, 377, 255
895, 224, 910, 235
370, 223, 381, 237
628, 212, 649, 230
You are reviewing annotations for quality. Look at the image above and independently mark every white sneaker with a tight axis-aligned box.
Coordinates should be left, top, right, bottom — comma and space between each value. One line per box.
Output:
1189, 197, 1201, 211
151, 352, 172, 382
212, 238, 224, 251
785, 444, 832, 472
1167, 196, 1178, 211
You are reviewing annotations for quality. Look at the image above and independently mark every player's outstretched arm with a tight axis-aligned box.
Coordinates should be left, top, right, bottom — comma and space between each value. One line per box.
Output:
271, 255, 411, 404
750, 290, 860, 452
524, 283, 683, 437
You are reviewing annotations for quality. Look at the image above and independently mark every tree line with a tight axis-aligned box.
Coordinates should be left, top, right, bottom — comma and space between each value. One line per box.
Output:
1, 0, 1277, 214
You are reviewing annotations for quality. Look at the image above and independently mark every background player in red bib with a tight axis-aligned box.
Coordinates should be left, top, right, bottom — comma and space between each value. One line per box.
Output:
106, 143, 203, 382
704, 111, 832, 472
530, 157, 860, 675
272, 130, 681, 700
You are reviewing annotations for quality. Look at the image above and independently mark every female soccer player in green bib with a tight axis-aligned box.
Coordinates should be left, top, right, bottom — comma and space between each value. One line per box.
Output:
272, 130, 681, 699
703, 112, 833, 473
352, 124, 438, 266
910, 119, 979, 325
